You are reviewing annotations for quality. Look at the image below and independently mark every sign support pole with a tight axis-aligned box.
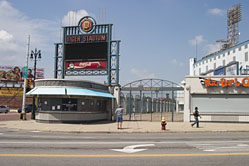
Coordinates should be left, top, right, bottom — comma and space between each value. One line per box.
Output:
21, 35, 30, 120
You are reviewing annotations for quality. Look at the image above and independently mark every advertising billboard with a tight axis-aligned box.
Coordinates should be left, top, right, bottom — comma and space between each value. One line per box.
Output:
66, 61, 107, 70
0, 87, 23, 97
63, 16, 110, 76
226, 63, 238, 75
0, 66, 44, 81
214, 67, 225, 75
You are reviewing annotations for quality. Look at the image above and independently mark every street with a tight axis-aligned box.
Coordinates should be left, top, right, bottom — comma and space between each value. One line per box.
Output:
0, 129, 249, 166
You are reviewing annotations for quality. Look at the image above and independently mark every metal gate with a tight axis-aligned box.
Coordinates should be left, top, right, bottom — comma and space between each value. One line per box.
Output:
120, 79, 183, 121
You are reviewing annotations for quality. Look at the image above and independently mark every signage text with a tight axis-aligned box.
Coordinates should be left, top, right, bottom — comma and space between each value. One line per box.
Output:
203, 78, 249, 87
66, 34, 107, 43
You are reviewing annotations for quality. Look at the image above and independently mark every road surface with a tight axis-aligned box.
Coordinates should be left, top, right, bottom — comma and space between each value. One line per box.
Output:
0, 129, 249, 166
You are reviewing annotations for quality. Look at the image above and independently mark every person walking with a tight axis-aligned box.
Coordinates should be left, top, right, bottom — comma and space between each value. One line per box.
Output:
191, 107, 201, 128
115, 105, 124, 129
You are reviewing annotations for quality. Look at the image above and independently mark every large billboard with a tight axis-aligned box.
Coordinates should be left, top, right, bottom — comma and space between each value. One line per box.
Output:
64, 16, 110, 76
0, 66, 44, 82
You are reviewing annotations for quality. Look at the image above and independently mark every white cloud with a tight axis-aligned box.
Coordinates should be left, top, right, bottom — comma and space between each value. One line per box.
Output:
208, 8, 225, 16
0, 30, 13, 41
204, 43, 221, 54
188, 35, 205, 46
62, 10, 89, 26
0, 1, 60, 78
130, 68, 156, 79
170, 59, 184, 67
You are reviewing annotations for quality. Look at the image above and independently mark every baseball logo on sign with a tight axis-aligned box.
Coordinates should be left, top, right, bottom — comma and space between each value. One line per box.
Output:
78, 16, 96, 33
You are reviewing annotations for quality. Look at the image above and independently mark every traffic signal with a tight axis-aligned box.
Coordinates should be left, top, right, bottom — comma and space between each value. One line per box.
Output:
26, 80, 31, 88
26, 80, 31, 92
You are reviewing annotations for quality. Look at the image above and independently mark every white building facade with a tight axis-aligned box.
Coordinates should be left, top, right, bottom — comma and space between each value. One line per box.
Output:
185, 40, 249, 123
189, 40, 249, 76
184, 75, 249, 123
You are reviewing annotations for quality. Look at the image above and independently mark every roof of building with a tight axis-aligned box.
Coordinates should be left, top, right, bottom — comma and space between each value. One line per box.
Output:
195, 40, 249, 64
26, 87, 114, 98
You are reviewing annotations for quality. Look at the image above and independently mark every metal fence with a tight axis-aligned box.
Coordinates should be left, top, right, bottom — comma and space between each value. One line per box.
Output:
120, 96, 182, 122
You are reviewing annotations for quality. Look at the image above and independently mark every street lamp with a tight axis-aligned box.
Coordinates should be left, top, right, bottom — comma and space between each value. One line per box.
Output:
30, 48, 41, 120
30, 48, 41, 81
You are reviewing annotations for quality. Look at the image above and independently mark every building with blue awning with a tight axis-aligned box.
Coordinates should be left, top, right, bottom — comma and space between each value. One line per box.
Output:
28, 79, 114, 123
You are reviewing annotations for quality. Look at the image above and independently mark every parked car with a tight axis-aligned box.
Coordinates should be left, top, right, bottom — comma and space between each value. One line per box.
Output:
0, 105, 9, 113
18, 104, 36, 113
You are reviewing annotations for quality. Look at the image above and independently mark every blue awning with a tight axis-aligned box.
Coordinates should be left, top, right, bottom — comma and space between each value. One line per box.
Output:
27, 87, 114, 98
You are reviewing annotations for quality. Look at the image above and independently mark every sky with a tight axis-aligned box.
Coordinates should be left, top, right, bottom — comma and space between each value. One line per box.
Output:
0, 0, 249, 86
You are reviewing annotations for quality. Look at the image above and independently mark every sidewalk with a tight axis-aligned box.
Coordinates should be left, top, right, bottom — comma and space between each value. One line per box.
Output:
0, 120, 249, 133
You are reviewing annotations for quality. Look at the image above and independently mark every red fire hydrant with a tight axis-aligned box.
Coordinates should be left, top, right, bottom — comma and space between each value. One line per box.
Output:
161, 117, 167, 130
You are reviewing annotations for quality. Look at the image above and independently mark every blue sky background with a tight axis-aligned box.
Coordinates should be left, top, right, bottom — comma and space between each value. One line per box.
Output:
0, 0, 249, 85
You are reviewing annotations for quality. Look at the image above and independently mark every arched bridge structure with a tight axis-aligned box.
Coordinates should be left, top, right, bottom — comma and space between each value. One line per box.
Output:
120, 79, 184, 121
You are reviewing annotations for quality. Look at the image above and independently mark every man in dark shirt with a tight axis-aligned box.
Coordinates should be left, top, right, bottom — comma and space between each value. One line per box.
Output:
191, 107, 201, 128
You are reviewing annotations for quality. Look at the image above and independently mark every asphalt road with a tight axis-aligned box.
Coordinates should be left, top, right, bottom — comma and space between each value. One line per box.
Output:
0, 129, 249, 166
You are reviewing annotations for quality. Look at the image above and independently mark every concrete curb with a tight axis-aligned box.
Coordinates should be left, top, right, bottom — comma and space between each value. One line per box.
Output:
0, 120, 249, 134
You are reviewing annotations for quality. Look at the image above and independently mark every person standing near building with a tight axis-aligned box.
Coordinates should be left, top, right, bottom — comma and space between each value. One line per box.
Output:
132, 104, 136, 120
115, 105, 124, 129
191, 107, 201, 128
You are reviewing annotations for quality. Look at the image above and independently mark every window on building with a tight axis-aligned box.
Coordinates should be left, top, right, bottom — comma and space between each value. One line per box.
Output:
245, 44, 248, 49
223, 54, 225, 57
202, 61, 204, 64
206, 60, 208, 63
233, 56, 236, 61
199, 68, 201, 74
206, 65, 208, 72
194, 70, 196, 75
214, 57, 216, 60
214, 63, 216, 69
210, 59, 212, 62
228, 51, 230, 55
239, 47, 242, 51
233, 49, 235, 53
218, 55, 220, 59
245, 52, 248, 62
223, 60, 225, 66
62, 98, 77, 111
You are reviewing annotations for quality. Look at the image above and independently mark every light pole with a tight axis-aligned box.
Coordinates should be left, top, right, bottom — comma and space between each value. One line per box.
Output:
30, 48, 41, 120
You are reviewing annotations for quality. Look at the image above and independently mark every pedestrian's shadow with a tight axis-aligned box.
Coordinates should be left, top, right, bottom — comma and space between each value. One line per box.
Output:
118, 128, 129, 130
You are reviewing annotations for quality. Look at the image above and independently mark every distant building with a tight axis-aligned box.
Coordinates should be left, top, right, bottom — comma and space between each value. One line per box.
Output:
185, 40, 249, 123
189, 40, 249, 76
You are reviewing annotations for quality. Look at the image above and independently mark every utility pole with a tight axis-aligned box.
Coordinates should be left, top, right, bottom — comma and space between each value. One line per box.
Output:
21, 35, 30, 120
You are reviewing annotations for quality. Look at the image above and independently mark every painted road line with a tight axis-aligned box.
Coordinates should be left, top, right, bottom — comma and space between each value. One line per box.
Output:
1, 140, 249, 145
31, 136, 94, 139
191, 142, 249, 152
0, 141, 155, 145
111, 144, 155, 153
204, 150, 216, 152
30, 131, 41, 133
1, 152, 249, 158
